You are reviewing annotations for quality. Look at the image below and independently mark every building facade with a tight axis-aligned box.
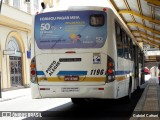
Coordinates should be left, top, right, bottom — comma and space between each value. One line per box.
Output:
0, 0, 41, 90
0, 0, 62, 90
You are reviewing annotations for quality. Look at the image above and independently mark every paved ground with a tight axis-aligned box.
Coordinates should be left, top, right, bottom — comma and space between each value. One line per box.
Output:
130, 77, 160, 120
0, 88, 70, 120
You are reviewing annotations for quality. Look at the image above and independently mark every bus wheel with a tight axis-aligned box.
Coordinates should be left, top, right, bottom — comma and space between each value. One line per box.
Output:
137, 86, 141, 91
71, 98, 85, 104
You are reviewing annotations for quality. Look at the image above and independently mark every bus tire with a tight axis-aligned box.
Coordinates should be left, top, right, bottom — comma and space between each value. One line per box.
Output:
137, 86, 141, 91
71, 98, 85, 104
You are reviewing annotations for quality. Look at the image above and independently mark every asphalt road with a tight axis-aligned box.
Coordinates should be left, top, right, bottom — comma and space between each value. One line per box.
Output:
25, 83, 147, 120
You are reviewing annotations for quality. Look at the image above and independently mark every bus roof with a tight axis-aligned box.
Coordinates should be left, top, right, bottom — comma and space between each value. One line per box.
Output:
40, 6, 111, 13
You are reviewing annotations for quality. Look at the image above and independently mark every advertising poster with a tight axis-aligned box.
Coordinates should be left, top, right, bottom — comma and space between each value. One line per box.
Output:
34, 10, 107, 49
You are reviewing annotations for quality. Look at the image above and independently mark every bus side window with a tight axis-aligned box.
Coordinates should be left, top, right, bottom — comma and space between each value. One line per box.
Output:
122, 30, 132, 59
122, 29, 128, 58
128, 38, 132, 59
123, 33, 127, 59
115, 22, 123, 57
130, 39, 134, 61
125, 35, 130, 59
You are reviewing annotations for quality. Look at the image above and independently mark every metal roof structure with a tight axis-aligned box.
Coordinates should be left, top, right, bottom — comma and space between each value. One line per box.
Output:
109, 0, 160, 62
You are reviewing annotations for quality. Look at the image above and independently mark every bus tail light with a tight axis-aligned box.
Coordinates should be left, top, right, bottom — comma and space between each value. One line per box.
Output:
30, 57, 37, 83
107, 68, 113, 74
31, 70, 36, 75
65, 51, 76, 53
98, 88, 104, 90
106, 56, 115, 83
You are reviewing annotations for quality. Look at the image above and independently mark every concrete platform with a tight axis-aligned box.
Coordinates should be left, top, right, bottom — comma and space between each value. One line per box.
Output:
130, 77, 160, 120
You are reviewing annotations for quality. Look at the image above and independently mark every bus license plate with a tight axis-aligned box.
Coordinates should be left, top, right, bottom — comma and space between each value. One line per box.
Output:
64, 76, 79, 81
62, 87, 79, 92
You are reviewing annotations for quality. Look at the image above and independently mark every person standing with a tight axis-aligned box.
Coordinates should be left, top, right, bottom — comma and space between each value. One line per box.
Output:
158, 63, 160, 85
158, 72, 160, 85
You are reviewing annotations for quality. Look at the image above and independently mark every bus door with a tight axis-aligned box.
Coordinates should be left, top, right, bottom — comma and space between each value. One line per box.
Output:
133, 45, 139, 89
140, 51, 145, 85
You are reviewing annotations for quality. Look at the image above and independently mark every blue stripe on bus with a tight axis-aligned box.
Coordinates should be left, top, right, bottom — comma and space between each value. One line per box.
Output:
36, 71, 45, 75
115, 71, 131, 75
57, 71, 87, 76
36, 70, 131, 76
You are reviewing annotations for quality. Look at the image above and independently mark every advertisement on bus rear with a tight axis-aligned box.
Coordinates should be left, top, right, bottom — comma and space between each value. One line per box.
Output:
34, 10, 107, 49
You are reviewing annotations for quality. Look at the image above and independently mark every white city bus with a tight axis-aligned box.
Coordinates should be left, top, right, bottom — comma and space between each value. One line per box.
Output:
30, 6, 144, 103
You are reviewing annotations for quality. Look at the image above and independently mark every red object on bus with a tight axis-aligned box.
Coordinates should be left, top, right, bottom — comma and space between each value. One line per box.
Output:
144, 67, 150, 74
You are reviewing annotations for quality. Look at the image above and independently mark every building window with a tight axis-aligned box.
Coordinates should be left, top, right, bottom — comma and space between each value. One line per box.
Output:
13, 0, 20, 9
25, 0, 30, 3
3, 0, 9, 4
10, 56, 22, 87
33, 0, 39, 11
27, 3, 31, 13
8, 37, 20, 51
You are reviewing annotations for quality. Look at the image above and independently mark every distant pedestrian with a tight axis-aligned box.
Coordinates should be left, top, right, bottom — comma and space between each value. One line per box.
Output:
158, 72, 160, 85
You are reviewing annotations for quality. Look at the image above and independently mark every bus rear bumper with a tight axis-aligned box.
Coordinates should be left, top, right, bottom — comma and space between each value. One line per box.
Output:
32, 83, 116, 99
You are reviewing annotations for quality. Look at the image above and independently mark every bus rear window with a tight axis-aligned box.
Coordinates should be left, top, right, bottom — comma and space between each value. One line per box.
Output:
90, 14, 104, 26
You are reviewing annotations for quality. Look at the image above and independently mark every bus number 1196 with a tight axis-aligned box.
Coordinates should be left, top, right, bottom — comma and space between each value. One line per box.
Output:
90, 69, 104, 75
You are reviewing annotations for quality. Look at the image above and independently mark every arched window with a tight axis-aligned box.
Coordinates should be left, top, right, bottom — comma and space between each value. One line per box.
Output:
8, 37, 20, 52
